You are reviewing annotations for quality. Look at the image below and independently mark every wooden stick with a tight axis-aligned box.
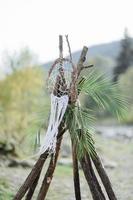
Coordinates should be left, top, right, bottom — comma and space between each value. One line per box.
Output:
65, 35, 73, 63
77, 46, 88, 77
14, 123, 66, 200
37, 137, 62, 200
83, 64, 93, 69
59, 35, 63, 59
91, 152, 117, 200
71, 142, 81, 200
85, 154, 106, 200
13, 152, 48, 200
80, 155, 104, 200
25, 171, 41, 200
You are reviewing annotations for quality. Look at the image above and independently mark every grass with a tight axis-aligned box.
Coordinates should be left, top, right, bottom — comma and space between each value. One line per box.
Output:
0, 134, 133, 200
55, 165, 73, 177
0, 179, 14, 200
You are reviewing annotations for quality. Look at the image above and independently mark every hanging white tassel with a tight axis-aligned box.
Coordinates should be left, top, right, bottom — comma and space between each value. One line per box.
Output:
39, 94, 68, 154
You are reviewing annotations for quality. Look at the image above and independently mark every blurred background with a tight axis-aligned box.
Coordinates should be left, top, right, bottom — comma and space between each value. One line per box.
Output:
0, 0, 133, 199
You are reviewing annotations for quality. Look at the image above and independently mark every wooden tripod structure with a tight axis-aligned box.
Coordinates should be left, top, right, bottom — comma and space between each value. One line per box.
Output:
14, 36, 117, 200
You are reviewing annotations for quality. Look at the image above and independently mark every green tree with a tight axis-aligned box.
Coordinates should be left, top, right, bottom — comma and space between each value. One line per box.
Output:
90, 55, 114, 75
0, 67, 49, 154
2, 47, 38, 73
119, 67, 133, 123
113, 29, 133, 82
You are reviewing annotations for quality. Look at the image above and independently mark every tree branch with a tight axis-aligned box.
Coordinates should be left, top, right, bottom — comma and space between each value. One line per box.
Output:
37, 137, 62, 200
85, 154, 106, 200
77, 46, 88, 76
83, 64, 93, 69
91, 152, 117, 200
13, 152, 48, 200
25, 170, 41, 200
80, 155, 104, 200
65, 35, 73, 63
71, 141, 81, 200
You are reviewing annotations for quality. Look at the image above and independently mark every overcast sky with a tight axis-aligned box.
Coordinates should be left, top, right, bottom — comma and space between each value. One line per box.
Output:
0, 0, 133, 67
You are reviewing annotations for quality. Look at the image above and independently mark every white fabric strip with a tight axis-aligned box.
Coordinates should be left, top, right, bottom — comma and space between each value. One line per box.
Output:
39, 94, 68, 154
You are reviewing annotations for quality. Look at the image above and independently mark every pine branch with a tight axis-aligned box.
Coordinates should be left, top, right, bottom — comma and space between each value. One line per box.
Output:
78, 71, 127, 120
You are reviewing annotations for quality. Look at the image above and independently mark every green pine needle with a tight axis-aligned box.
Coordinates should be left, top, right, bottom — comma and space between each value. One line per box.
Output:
65, 104, 96, 159
78, 70, 127, 120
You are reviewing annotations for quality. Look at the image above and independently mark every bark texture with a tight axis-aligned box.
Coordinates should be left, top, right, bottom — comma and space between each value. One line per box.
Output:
72, 143, 81, 200
37, 137, 62, 200
91, 153, 117, 200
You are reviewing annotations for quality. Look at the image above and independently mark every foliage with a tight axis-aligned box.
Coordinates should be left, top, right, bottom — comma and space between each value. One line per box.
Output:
119, 67, 133, 123
0, 179, 14, 200
89, 55, 115, 75
0, 48, 127, 158
2, 47, 38, 73
79, 70, 127, 120
65, 104, 96, 158
65, 70, 127, 158
0, 67, 49, 154
30, 68, 127, 158
113, 29, 133, 82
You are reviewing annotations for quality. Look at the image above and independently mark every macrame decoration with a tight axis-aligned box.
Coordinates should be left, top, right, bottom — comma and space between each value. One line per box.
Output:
39, 94, 68, 154
39, 36, 73, 154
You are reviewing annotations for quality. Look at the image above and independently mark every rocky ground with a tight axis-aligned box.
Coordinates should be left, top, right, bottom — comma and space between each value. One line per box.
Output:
0, 126, 133, 200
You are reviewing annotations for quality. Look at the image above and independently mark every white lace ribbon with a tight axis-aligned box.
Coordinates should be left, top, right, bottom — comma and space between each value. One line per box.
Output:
39, 94, 68, 154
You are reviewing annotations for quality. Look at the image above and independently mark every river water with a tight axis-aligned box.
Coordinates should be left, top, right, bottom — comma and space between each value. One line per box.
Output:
95, 125, 133, 138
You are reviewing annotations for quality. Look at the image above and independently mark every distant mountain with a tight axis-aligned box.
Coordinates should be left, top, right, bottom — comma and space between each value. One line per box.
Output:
72, 40, 121, 63
43, 40, 121, 68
